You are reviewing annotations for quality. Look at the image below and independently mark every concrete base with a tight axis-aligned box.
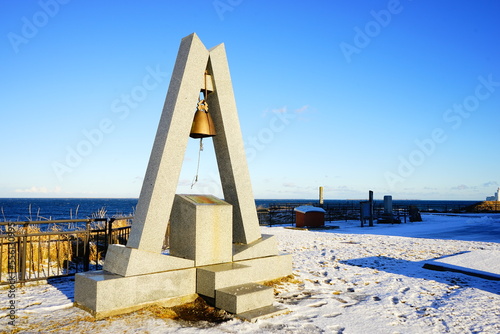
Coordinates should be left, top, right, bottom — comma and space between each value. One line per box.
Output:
216, 283, 273, 314
74, 268, 196, 318
197, 254, 292, 298
75, 293, 198, 320
103, 244, 194, 276
233, 234, 278, 261
236, 254, 293, 282
75, 253, 292, 318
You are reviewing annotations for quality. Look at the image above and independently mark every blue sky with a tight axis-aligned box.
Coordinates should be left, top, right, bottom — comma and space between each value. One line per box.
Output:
1, 0, 499, 200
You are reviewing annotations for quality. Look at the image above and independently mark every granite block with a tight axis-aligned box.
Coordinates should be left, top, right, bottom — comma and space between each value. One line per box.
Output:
196, 262, 250, 298
74, 268, 197, 318
215, 283, 274, 314
197, 254, 292, 298
236, 305, 289, 322
103, 244, 194, 276
232, 234, 278, 261
235, 254, 293, 283
170, 194, 232, 266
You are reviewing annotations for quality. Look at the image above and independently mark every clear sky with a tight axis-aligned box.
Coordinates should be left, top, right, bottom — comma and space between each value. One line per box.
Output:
1, 0, 499, 200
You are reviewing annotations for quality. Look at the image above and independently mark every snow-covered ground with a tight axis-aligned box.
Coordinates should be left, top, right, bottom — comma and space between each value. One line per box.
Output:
2, 213, 500, 333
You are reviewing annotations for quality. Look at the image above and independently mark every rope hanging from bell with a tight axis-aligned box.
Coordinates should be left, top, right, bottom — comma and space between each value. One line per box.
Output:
191, 136, 204, 188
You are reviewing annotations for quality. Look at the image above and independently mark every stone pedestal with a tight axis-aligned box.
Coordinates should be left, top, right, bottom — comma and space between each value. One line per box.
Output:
170, 195, 232, 266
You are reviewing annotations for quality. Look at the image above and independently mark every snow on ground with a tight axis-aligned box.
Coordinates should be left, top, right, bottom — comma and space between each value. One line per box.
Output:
2, 213, 500, 333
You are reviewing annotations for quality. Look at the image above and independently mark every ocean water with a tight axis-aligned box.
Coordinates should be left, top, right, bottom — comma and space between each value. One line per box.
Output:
0, 198, 138, 222
0, 198, 481, 222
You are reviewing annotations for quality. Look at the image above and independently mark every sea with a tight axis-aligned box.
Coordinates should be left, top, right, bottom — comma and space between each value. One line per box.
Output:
0, 198, 481, 222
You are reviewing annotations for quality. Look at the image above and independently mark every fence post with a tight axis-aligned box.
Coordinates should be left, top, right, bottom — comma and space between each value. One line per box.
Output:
17, 234, 22, 283
83, 220, 90, 271
107, 218, 113, 246
19, 223, 28, 283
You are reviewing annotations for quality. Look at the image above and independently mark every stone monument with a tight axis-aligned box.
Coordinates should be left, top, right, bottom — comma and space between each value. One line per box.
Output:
74, 33, 292, 321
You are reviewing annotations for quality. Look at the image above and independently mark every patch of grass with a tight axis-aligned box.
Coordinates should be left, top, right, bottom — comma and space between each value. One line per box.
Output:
146, 297, 231, 324
262, 274, 302, 287
262, 274, 303, 295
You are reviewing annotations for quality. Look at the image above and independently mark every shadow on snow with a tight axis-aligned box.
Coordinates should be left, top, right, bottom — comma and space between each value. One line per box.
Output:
340, 254, 500, 295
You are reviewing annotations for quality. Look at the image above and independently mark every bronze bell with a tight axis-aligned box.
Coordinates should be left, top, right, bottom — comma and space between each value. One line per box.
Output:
189, 99, 216, 138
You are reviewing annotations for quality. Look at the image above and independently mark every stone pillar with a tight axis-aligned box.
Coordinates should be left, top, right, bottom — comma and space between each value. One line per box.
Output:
126, 33, 210, 253
208, 44, 262, 244
384, 195, 392, 214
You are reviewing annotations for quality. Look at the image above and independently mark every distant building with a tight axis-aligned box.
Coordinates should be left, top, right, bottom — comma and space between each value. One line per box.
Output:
486, 187, 500, 201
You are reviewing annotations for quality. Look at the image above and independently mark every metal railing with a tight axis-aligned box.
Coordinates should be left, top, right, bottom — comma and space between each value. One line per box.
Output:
256, 203, 414, 226
0, 217, 132, 285
257, 200, 500, 226
257, 201, 379, 226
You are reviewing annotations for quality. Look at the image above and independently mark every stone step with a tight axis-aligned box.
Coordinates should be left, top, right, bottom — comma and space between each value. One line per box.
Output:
236, 304, 289, 322
215, 283, 273, 314
196, 254, 292, 298
196, 262, 250, 298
